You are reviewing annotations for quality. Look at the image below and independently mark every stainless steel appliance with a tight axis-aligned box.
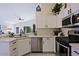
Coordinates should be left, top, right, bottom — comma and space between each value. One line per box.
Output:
68, 30, 79, 56
31, 37, 42, 53
55, 37, 71, 56
62, 10, 79, 28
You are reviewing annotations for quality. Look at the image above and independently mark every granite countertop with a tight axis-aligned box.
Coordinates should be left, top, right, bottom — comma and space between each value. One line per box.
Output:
0, 37, 17, 42
0, 36, 30, 42
29, 35, 58, 38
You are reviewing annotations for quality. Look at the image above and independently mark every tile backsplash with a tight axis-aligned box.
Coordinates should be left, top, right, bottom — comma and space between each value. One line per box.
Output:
61, 28, 72, 36
37, 28, 79, 36
37, 28, 54, 36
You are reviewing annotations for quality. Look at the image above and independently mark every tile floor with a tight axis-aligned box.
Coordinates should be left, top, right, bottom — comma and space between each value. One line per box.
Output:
26, 53, 66, 56
26, 53, 56, 56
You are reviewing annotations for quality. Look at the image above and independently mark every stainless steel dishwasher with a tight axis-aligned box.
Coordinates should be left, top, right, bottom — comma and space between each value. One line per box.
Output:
31, 37, 42, 53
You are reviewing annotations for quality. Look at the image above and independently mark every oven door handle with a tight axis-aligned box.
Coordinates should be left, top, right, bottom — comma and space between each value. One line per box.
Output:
73, 51, 79, 54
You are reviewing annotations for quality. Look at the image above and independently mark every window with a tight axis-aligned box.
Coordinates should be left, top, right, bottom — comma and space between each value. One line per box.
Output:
23, 26, 31, 33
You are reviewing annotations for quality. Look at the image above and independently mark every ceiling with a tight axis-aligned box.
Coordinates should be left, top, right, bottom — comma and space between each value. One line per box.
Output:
0, 3, 37, 25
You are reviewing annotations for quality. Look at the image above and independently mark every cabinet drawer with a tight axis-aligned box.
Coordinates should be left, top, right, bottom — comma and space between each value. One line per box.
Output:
10, 50, 17, 56
10, 40, 17, 46
10, 45, 17, 52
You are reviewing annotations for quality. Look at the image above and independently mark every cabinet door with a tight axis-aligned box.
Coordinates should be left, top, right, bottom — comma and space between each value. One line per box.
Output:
47, 16, 56, 28
25, 38, 31, 53
17, 38, 31, 56
36, 15, 57, 28
17, 39, 26, 56
56, 12, 63, 28
43, 37, 54, 52
36, 15, 46, 28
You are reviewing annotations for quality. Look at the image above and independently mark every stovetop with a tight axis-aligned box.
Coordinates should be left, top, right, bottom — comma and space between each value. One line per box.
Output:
56, 37, 70, 46
56, 36, 79, 47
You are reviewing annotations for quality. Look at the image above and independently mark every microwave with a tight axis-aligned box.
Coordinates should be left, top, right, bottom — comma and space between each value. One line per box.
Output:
72, 13, 79, 24
62, 16, 71, 26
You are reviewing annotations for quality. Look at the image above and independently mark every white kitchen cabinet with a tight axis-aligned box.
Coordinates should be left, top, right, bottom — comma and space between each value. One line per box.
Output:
56, 10, 64, 28
17, 39, 26, 56
17, 37, 31, 56
24, 38, 31, 53
36, 15, 46, 28
43, 37, 55, 52
0, 39, 17, 56
46, 16, 57, 28
36, 15, 57, 28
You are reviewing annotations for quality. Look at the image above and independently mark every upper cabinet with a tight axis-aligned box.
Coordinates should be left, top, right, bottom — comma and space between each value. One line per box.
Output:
56, 9, 64, 28
36, 4, 58, 28
46, 16, 57, 28
36, 15, 56, 28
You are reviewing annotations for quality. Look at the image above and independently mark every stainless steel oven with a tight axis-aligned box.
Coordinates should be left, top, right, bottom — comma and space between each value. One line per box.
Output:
56, 37, 71, 56
68, 30, 79, 56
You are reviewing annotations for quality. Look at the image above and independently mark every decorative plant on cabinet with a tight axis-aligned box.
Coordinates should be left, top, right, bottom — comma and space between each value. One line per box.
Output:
52, 3, 62, 15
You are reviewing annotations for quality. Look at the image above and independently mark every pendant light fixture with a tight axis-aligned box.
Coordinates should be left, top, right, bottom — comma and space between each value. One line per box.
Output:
36, 5, 41, 12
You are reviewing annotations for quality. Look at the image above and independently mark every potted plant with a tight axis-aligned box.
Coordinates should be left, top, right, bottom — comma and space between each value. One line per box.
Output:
52, 3, 62, 15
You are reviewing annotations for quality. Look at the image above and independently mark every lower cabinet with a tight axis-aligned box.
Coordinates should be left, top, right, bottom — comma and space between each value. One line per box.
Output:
0, 39, 17, 56
17, 38, 31, 56
24, 38, 31, 54
43, 37, 55, 52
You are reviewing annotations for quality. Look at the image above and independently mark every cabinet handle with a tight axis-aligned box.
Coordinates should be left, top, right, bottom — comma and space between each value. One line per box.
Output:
12, 42, 16, 44
29, 41, 31, 44
13, 48, 16, 51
